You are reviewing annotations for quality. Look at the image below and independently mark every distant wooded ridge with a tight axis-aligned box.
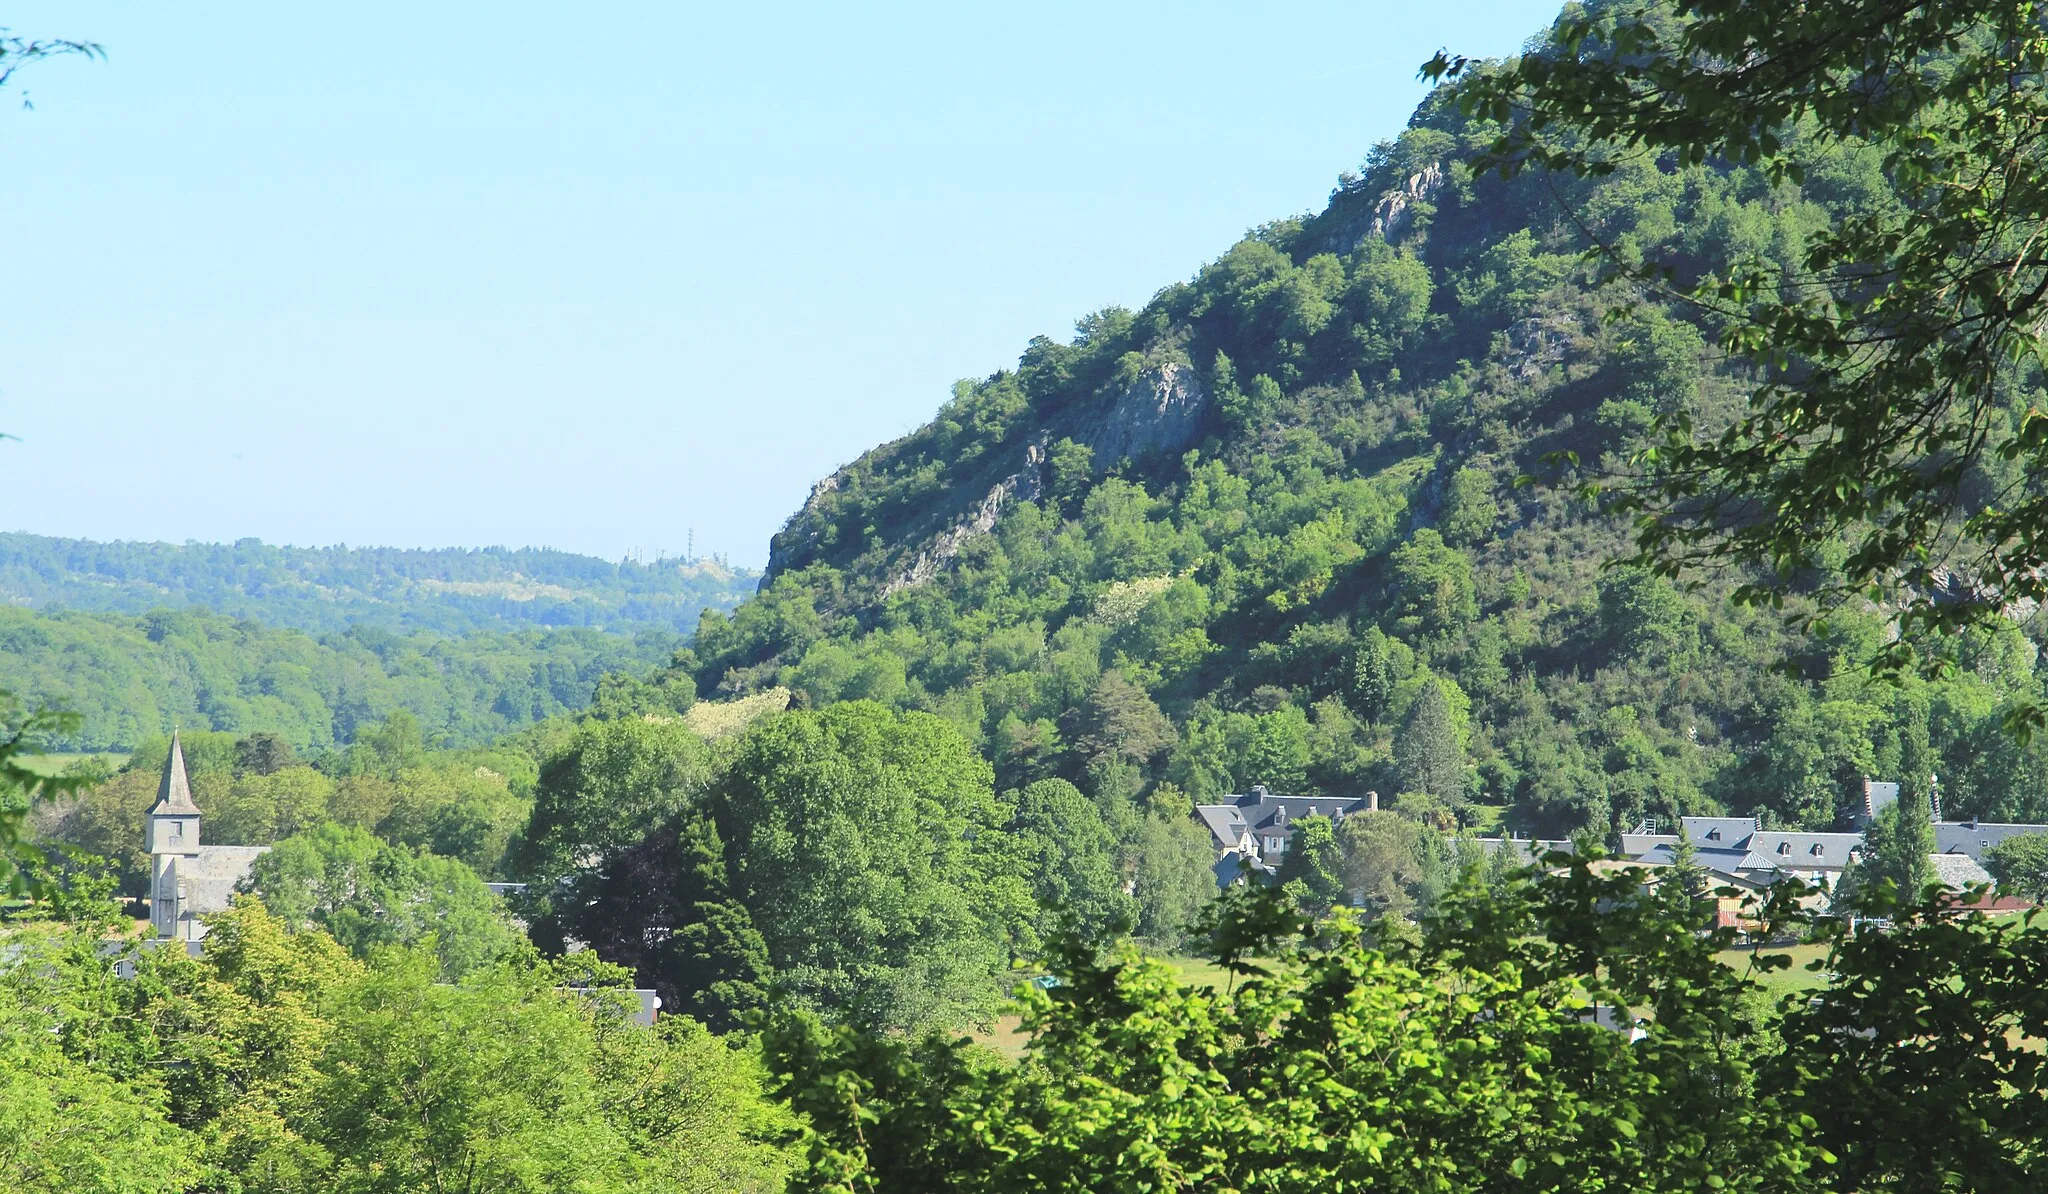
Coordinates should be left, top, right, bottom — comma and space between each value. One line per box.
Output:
0, 532, 759, 636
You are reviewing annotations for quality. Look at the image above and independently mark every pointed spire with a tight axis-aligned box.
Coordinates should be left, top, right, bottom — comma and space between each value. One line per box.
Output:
148, 730, 201, 816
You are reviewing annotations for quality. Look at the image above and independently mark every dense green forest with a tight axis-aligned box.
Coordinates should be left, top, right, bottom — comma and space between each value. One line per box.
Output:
0, 534, 758, 751
0, 603, 683, 751
0, 533, 756, 635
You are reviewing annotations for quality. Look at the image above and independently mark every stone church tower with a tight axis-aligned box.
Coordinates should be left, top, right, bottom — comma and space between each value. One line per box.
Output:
143, 732, 269, 942
145, 731, 203, 940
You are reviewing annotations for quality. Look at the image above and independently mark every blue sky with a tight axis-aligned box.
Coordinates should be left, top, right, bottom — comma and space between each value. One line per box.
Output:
0, 1, 1557, 566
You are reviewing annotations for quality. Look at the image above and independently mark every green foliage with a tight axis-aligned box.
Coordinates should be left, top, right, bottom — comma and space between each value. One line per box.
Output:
0, 602, 684, 751
246, 822, 522, 979
0, 693, 90, 896
1273, 813, 1345, 913
706, 703, 1013, 1031
767, 858, 2048, 1191
1986, 832, 2048, 901
511, 716, 714, 892
0, 901, 792, 1193
0, 967, 196, 1192
1336, 809, 1447, 917
1852, 787, 1936, 903
1430, 0, 2048, 689
763, 863, 1831, 1192
999, 778, 1134, 950
1393, 678, 1463, 806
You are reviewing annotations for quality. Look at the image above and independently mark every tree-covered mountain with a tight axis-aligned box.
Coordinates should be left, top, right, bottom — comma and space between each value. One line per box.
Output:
670, 51, 2048, 841
0, 533, 756, 636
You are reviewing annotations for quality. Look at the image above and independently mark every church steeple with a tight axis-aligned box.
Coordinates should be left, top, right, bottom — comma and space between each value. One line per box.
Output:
145, 731, 203, 935
148, 730, 201, 817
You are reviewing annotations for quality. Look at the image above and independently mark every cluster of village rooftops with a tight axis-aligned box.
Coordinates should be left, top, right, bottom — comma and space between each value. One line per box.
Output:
1194, 781, 2048, 894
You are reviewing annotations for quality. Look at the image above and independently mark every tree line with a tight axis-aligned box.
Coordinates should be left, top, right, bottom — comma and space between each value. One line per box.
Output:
0, 532, 757, 636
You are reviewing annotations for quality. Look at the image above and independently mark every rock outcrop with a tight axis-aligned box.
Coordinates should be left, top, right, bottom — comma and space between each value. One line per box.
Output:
1080, 361, 1209, 466
765, 471, 846, 579
1367, 162, 1445, 244
883, 437, 1049, 596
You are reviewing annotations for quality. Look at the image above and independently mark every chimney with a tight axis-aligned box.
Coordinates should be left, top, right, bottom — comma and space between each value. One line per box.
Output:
1367, 790, 1379, 813
1251, 784, 1269, 799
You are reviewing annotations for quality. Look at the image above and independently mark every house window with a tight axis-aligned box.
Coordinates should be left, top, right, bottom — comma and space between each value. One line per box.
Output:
1810, 843, 1824, 856
1706, 828, 1722, 841
1777, 842, 1791, 855
169, 822, 182, 844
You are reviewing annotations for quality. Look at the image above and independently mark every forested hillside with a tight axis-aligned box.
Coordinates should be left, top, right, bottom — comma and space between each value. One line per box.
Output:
0, 533, 756, 635
0, 535, 753, 751
0, 604, 681, 751
675, 69, 2048, 839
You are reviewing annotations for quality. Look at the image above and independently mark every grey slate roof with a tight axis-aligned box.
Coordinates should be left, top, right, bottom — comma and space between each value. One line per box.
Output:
1192, 789, 1374, 854
180, 846, 271, 916
1623, 819, 1860, 872
1682, 817, 1759, 846
1635, 843, 1781, 877
1749, 831, 1864, 870
1194, 804, 1253, 852
148, 731, 201, 817
1933, 822, 2048, 861
1619, 833, 1678, 856
1928, 852, 1993, 889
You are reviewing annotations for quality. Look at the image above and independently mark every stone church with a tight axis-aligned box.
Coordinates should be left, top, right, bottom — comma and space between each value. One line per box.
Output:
145, 732, 268, 941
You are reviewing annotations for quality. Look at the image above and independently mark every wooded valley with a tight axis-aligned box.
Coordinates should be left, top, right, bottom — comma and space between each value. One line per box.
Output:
15, 0, 2048, 1188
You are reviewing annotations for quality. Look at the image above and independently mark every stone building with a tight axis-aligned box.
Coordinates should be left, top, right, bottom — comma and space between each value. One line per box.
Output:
145, 732, 268, 941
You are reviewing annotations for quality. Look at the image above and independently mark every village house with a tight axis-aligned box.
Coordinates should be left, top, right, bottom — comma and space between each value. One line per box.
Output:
1194, 786, 1379, 885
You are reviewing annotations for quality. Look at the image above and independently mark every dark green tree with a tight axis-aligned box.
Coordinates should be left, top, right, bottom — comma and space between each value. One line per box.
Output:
1346, 628, 1394, 723
1067, 670, 1177, 772
1985, 833, 2048, 901
1853, 782, 1936, 904
1004, 778, 1134, 948
1394, 679, 1463, 804
704, 702, 1016, 1031
1275, 813, 1345, 914
232, 731, 298, 777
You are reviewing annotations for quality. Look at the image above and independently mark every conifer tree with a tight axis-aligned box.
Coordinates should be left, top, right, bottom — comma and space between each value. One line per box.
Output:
1347, 630, 1393, 723
1394, 679, 1463, 804
1866, 780, 1936, 900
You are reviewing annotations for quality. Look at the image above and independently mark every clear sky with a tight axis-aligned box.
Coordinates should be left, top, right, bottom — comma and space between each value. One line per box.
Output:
0, 1, 1558, 567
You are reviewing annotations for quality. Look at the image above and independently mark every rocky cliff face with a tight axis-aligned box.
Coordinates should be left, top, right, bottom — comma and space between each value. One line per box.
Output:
770, 360, 1213, 594
764, 471, 843, 580
882, 437, 1049, 596
1078, 361, 1208, 467
1367, 161, 1445, 244
881, 362, 1213, 594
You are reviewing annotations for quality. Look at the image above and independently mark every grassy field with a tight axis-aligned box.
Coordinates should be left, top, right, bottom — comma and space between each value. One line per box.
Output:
1713, 942, 1833, 994
17, 751, 127, 777
967, 953, 1236, 1058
